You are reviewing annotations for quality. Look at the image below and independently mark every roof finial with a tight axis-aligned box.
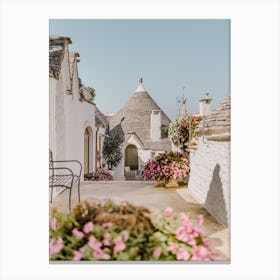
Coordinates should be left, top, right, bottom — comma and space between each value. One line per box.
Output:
139, 77, 143, 84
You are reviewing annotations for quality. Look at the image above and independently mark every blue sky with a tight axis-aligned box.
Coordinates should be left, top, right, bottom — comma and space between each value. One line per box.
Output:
50, 19, 230, 120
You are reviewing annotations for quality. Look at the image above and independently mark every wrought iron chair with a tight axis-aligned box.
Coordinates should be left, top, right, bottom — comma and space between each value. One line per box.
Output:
49, 150, 82, 211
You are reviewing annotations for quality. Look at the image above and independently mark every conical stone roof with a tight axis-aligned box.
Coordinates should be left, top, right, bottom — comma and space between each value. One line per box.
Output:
196, 96, 231, 136
109, 80, 171, 151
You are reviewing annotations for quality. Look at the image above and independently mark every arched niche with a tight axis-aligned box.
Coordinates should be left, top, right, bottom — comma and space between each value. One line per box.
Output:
125, 144, 139, 171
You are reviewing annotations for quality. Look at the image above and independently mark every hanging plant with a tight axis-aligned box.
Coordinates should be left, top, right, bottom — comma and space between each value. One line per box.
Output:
168, 116, 202, 151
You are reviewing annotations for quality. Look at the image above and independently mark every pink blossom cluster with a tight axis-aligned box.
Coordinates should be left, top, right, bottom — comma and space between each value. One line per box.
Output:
164, 207, 220, 261
49, 202, 220, 261
88, 235, 111, 260
84, 167, 114, 181
49, 236, 64, 257
143, 151, 190, 184
49, 216, 131, 260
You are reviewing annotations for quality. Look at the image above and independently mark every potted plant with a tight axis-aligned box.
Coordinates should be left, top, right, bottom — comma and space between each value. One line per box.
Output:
143, 151, 190, 187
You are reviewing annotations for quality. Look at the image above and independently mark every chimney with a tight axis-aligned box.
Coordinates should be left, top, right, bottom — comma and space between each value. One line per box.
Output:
199, 93, 212, 116
151, 110, 161, 142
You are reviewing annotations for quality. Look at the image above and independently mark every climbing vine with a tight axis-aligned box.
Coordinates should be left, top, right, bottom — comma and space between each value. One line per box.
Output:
168, 116, 202, 151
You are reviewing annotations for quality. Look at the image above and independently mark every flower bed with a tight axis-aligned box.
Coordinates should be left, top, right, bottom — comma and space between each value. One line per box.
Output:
49, 200, 220, 261
143, 151, 190, 186
84, 167, 114, 181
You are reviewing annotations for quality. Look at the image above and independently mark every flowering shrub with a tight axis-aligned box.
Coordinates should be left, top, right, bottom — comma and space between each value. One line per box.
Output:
168, 116, 202, 151
49, 200, 220, 261
143, 151, 189, 185
84, 167, 114, 181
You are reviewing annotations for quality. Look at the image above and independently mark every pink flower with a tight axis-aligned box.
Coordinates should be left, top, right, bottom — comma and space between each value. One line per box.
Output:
72, 228, 85, 240
83, 221, 94, 234
113, 236, 126, 254
164, 207, 174, 217
193, 226, 202, 236
176, 248, 190, 261
175, 226, 188, 242
153, 246, 162, 258
102, 222, 113, 228
192, 246, 211, 261
103, 233, 111, 246
49, 236, 64, 257
196, 214, 204, 225
50, 217, 57, 230
169, 242, 177, 254
180, 212, 190, 225
93, 249, 104, 259
73, 250, 83, 261
180, 213, 194, 233
121, 200, 129, 206
188, 240, 196, 246
88, 236, 102, 250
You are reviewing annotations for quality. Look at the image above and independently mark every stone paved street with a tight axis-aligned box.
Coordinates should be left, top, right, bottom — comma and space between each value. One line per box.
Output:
50, 180, 229, 261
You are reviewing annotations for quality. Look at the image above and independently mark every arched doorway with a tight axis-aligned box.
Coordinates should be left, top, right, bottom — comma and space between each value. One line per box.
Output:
125, 144, 138, 171
84, 126, 93, 175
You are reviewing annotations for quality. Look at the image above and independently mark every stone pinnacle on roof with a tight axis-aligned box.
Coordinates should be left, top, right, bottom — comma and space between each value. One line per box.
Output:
199, 92, 212, 104
135, 77, 147, 93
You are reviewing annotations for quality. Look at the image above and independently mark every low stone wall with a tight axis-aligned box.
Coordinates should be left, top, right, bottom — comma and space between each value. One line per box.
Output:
187, 136, 230, 226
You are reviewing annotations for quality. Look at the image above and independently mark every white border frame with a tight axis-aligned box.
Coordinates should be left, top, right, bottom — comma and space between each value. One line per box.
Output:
0, 1, 279, 279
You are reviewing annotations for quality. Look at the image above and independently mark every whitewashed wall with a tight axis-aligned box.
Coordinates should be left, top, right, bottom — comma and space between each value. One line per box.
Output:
64, 56, 95, 176
187, 136, 230, 226
49, 46, 95, 179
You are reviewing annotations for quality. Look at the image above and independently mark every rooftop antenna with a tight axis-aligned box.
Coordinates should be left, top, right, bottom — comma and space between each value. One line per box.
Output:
181, 86, 187, 115
176, 85, 187, 117
176, 96, 181, 116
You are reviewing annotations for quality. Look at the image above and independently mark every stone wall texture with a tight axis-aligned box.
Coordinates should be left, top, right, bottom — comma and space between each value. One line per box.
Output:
188, 137, 230, 226
188, 138, 230, 227
188, 96, 231, 226
196, 96, 230, 136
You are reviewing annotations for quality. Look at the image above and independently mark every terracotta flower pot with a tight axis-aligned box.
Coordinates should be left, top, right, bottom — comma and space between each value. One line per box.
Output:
165, 178, 179, 188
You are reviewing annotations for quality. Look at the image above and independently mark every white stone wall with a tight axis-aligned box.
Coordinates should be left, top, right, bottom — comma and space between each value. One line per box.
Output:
188, 136, 230, 226
49, 45, 95, 180
64, 57, 95, 175
49, 78, 58, 158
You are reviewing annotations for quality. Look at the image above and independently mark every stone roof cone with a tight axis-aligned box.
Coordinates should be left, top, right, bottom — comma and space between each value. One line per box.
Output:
196, 95, 231, 136
108, 78, 171, 150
